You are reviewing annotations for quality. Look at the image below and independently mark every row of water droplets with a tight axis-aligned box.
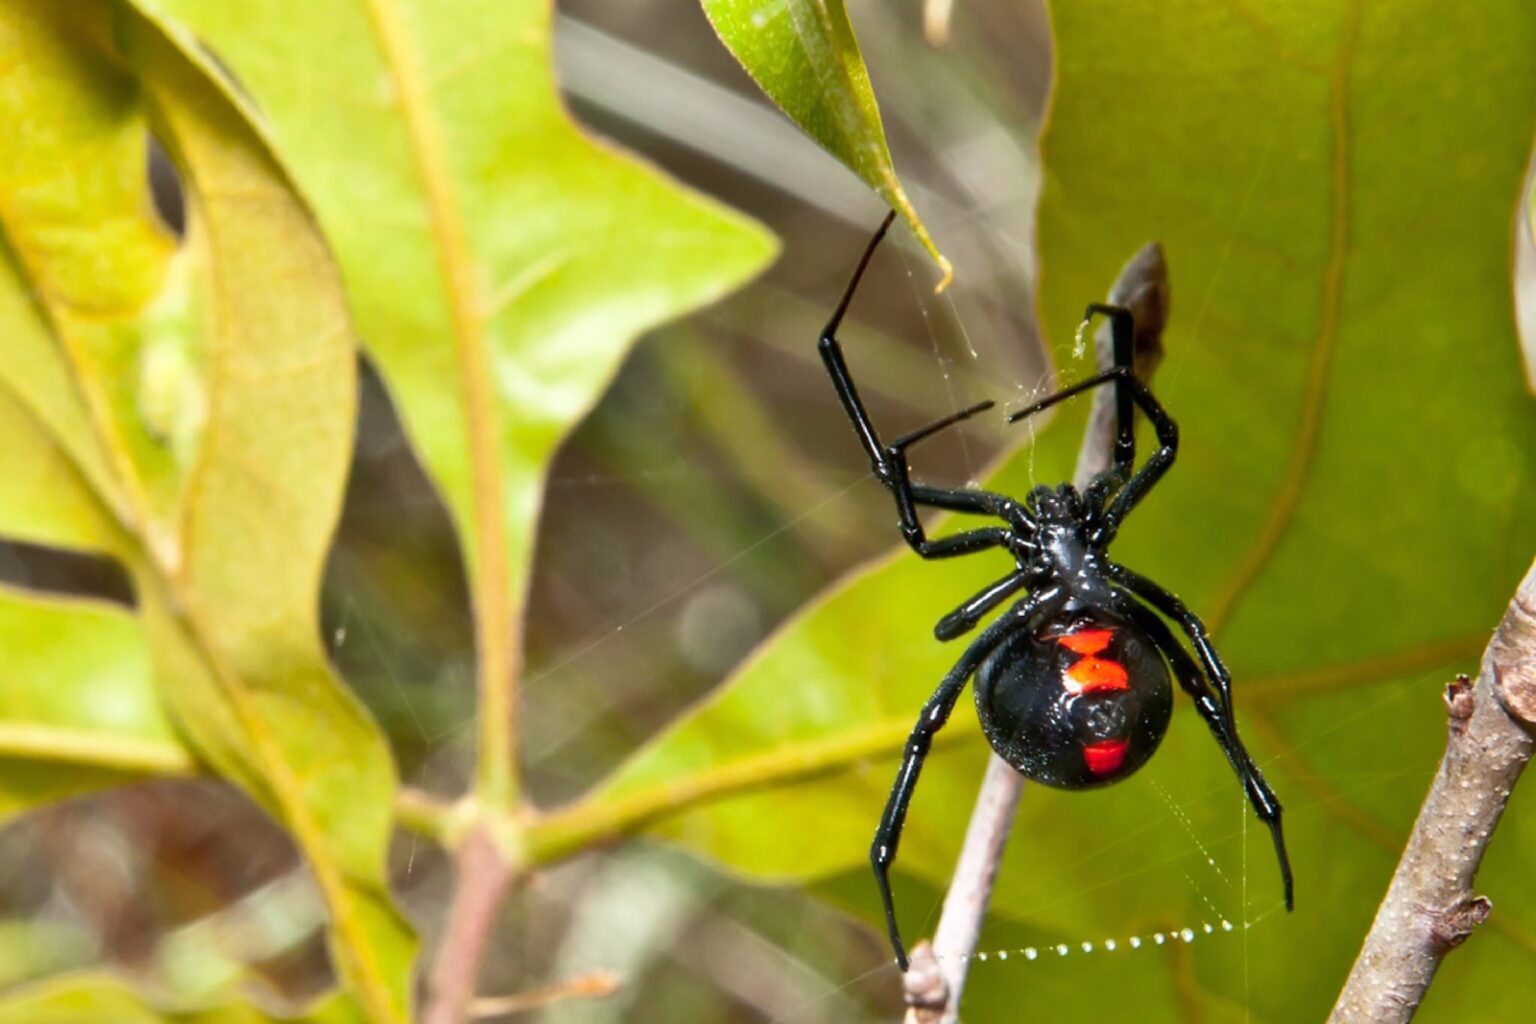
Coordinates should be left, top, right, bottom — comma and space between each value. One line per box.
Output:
926, 917, 1241, 968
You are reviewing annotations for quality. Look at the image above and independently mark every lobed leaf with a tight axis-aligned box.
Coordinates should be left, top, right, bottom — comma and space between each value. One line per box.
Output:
552, 1, 1536, 1019
0, 3, 412, 1018
131, 0, 779, 810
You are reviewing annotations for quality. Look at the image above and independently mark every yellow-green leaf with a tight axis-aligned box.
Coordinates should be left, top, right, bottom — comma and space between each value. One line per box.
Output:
0, 586, 193, 823
700, 0, 948, 281
131, 0, 777, 811
544, 3, 1536, 1020
0, 973, 364, 1024
0, 4, 412, 1019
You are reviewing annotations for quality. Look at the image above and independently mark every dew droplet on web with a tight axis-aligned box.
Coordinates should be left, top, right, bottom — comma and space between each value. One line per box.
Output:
1073, 319, 1090, 359
961, 916, 1248, 971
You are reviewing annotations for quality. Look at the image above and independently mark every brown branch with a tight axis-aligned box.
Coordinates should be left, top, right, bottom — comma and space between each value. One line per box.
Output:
903, 243, 1170, 1022
1328, 558, 1536, 1023
423, 825, 517, 1024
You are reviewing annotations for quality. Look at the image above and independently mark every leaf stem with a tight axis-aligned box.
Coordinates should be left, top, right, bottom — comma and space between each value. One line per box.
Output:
527, 716, 978, 866
360, 0, 520, 813
393, 787, 463, 846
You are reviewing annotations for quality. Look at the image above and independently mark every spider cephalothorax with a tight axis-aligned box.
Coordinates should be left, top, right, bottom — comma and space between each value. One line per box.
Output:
819, 212, 1292, 971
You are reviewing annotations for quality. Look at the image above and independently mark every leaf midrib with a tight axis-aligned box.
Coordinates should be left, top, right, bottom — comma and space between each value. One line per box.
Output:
360, 0, 519, 811
1203, 0, 1361, 639
0, 721, 193, 773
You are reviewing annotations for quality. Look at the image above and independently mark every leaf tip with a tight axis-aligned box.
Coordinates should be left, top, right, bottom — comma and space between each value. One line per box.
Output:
931, 253, 955, 294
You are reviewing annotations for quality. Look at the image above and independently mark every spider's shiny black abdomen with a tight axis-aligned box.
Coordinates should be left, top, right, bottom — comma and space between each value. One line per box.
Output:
974, 607, 1172, 790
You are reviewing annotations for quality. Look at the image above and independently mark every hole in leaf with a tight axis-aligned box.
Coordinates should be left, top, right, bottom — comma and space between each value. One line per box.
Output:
0, 539, 135, 608
145, 133, 185, 239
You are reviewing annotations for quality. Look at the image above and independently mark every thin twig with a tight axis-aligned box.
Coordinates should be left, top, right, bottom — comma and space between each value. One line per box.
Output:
423, 826, 517, 1024
903, 243, 1169, 1022
1329, 557, 1536, 1023
468, 969, 622, 1018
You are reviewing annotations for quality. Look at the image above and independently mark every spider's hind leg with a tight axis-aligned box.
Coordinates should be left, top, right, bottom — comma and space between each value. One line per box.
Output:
1116, 591, 1293, 912
871, 585, 1063, 970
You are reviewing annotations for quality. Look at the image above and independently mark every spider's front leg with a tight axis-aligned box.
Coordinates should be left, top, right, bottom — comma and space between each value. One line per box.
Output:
817, 216, 1025, 559
872, 586, 1063, 970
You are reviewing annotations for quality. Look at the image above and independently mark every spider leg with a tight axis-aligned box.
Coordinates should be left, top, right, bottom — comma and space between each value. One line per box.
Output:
1082, 302, 1138, 484
1005, 329, 1178, 538
1109, 563, 1235, 732
873, 584, 1064, 970
1114, 586, 1293, 913
905, 526, 1014, 560
818, 216, 1030, 553
933, 570, 1030, 641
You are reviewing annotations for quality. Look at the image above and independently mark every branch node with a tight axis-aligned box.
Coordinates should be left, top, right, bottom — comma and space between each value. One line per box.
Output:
902, 941, 949, 1020
1426, 895, 1492, 954
1444, 674, 1474, 728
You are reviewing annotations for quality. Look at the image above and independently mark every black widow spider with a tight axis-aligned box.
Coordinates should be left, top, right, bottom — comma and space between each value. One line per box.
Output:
819, 213, 1292, 971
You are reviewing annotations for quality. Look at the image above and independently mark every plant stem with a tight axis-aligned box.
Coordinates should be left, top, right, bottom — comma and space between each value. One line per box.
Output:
527, 717, 977, 866
1328, 557, 1536, 1022
423, 827, 517, 1024
904, 243, 1169, 1022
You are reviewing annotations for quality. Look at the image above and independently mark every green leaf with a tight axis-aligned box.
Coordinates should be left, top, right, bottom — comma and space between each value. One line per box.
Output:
0, 973, 365, 1024
700, 0, 949, 281
0, 586, 193, 823
545, 2, 1536, 1019
0, 4, 412, 1019
131, 0, 777, 810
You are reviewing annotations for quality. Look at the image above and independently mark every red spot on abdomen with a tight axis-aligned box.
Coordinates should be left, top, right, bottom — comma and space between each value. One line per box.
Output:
1057, 628, 1113, 655
1055, 627, 1130, 695
1083, 739, 1129, 776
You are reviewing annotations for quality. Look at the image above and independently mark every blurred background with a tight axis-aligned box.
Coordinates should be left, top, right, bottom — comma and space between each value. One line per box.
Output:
0, 1, 1062, 1020
4, 1, 1535, 1021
